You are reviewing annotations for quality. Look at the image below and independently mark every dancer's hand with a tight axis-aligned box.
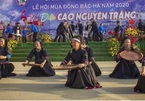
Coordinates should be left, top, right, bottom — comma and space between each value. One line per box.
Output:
40, 60, 46, 68
117, 53, 121, 59
0, 55, 6, 59
22, 60, 29, 67
40, 62, 45, 68
78, 63, 85, 68
141, 66, 145, 76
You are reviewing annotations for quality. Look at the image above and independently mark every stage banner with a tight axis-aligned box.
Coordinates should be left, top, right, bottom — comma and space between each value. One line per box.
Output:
0, 0, 145, 38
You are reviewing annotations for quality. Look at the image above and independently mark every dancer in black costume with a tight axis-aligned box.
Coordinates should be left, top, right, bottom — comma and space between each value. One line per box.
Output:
81, 39, 102, 77
109, 37, 140, 79
114, 21, 121, 37
76, 20, 83, 35
0, 37, 16, 79
23, 40, 55, 77
54, 21, 68, 42
69, 21, 75, 39
90, 18, 100, 41
134, 56, 145, 93
61, 36, 102, 89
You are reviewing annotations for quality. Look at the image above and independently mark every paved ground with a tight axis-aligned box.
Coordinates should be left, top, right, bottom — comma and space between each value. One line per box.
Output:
0, 61, 145, 100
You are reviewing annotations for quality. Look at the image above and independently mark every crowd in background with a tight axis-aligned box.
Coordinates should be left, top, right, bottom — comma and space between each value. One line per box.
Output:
54, 18, 145, 43
0, 18, 145, 43
54, 18, 104, 43
0, 21, 39, 43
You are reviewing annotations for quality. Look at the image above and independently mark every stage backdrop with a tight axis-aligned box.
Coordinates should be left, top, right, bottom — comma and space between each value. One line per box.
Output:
0, 0, 145, 38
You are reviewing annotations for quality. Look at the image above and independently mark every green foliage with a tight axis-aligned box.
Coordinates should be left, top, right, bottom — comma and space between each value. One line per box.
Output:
108, 38, 120, 56
38, 32, 52, 42
7, 39, 18, 51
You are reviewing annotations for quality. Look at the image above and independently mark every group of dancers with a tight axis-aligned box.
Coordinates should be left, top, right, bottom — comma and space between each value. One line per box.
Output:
54, 18, 103, 43
0, 35, 145, 93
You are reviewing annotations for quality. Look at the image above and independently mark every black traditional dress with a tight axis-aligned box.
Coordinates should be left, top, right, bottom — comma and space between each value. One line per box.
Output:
109, 47, 140, 79
84, 46, 101, 77
54, 22, 68, 42
90, 21, 100, 41
76, 23, 83, 35
61, 48, 101, 89
114, 24, 121, 38
26, 47, 55, 77
134, 56, 145, 93
0, 47, 16, 79
69, 23, 75, 39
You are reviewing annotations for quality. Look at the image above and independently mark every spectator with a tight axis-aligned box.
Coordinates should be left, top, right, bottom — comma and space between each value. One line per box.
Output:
22, 27, 27, 43
99, 23, 105, 41
31, 24, 39, 42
